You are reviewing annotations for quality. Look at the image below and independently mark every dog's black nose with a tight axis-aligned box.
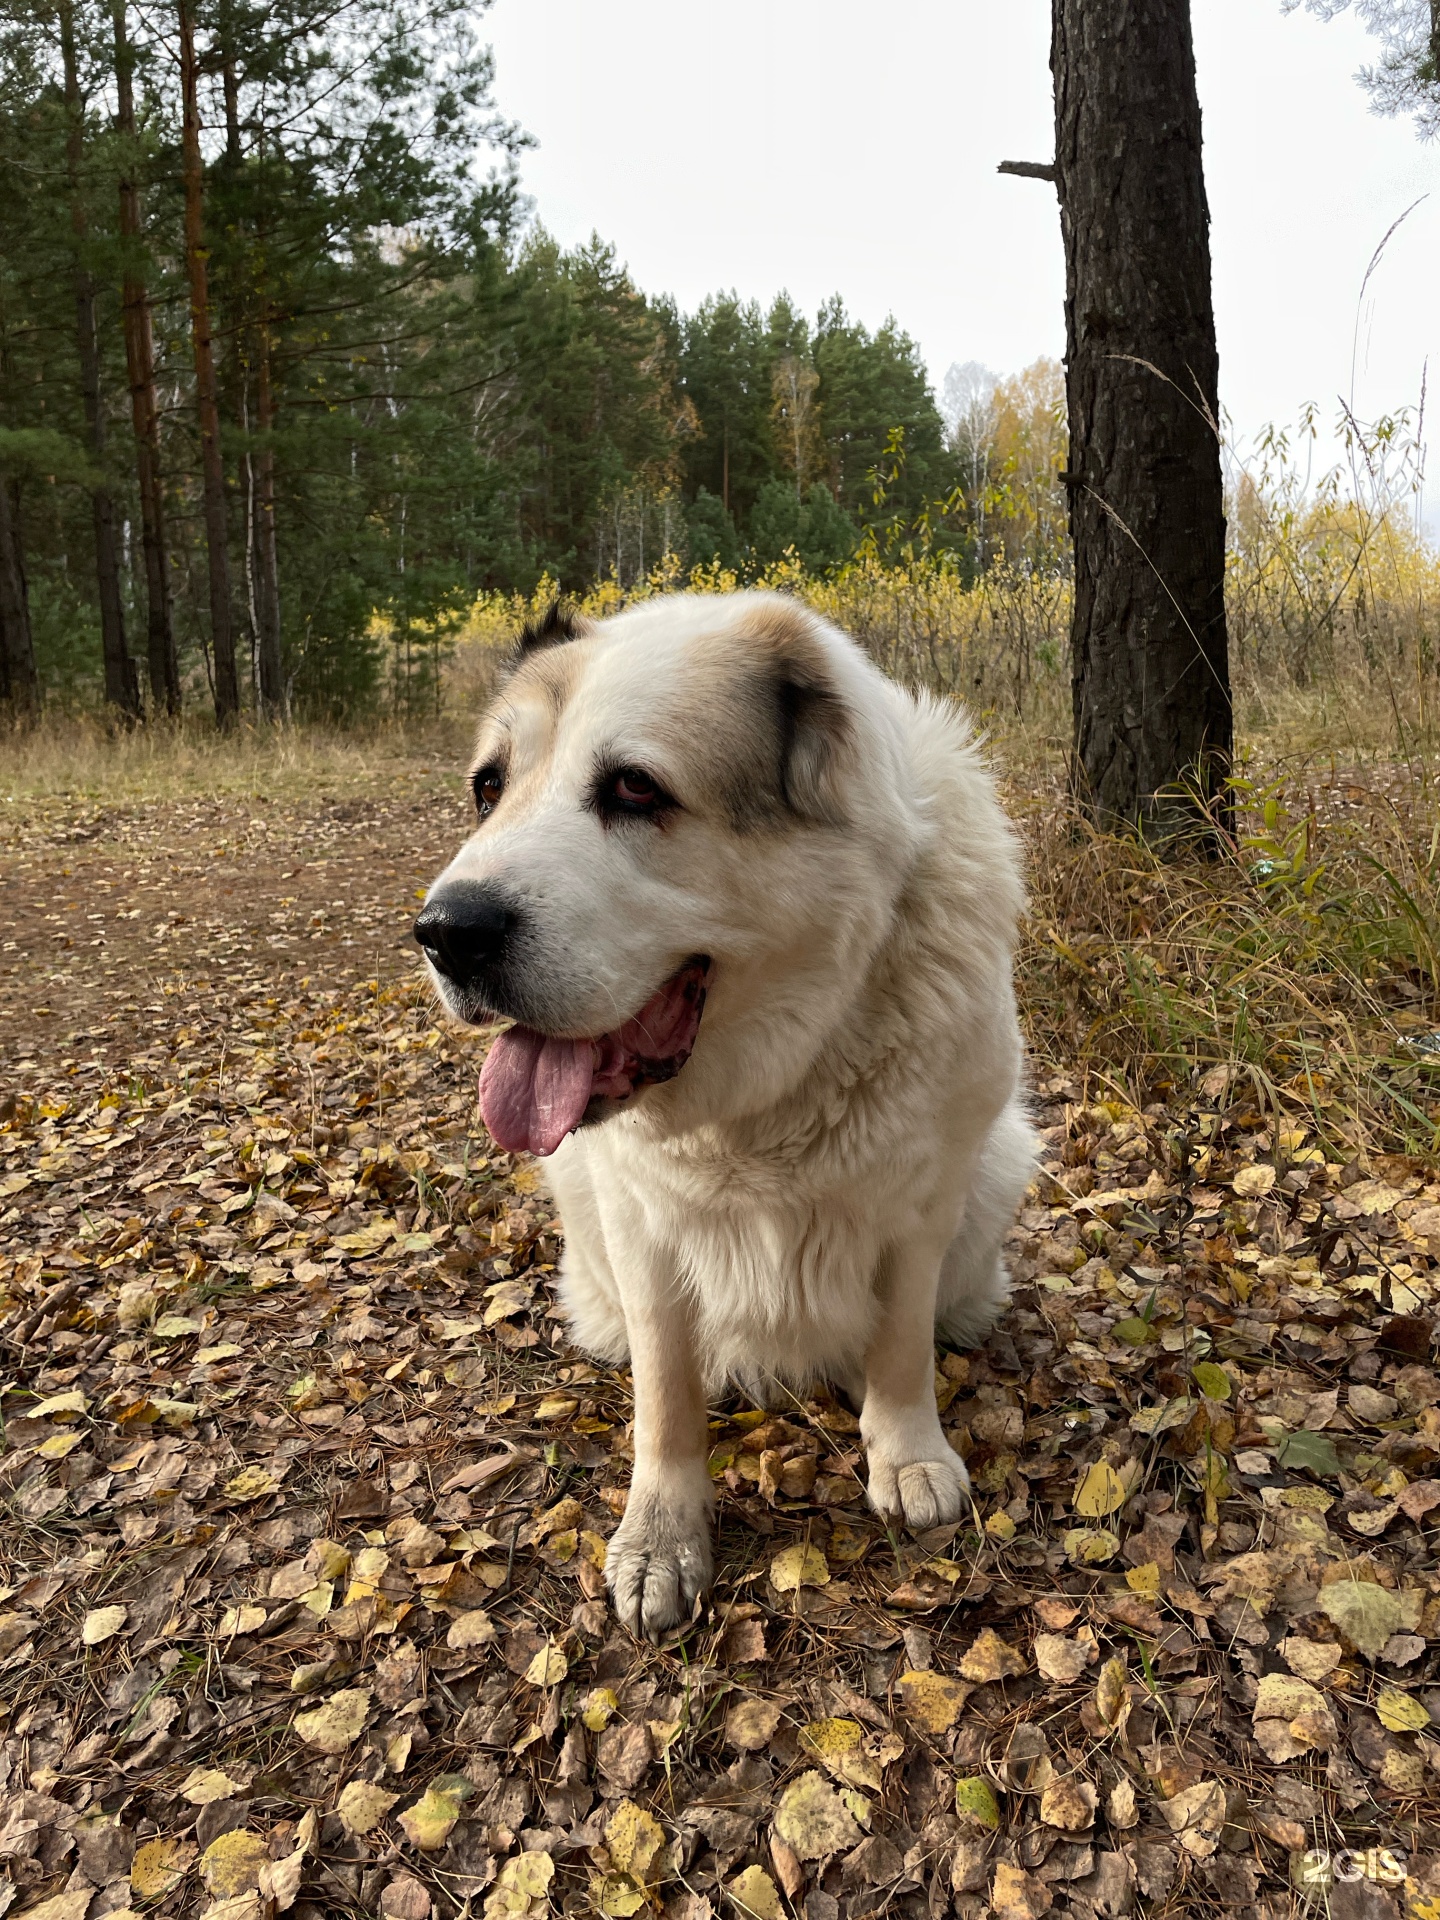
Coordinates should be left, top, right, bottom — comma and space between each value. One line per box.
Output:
414, 883, 517, 983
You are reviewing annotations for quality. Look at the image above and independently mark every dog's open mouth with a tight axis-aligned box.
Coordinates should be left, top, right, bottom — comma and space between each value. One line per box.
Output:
477, 959, 711, 1157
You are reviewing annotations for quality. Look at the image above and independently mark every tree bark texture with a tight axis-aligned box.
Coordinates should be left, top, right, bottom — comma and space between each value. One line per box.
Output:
253, 326, 285, 715
0, 479, 38, 713
1052, 0, 1232, 838
114, 0, 180, 715
179, 0, 240, 725
61, 0, 142, 721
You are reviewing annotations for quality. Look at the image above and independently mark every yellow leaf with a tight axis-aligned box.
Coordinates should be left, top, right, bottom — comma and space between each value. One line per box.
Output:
293, 1687, 372, 1752
1073, 1460, 1128, 1519
37, 1431, 82, 1460
725, 1695, 785, 1750
201, 1830, 270, 1897
1125, 1562, 1161, 1601
774, 1770, 863, 1858
1064, 1526, 1121, 1565
1319, 1579, 1405, 1658
897, 1668, 971, 1733
336, 1781, 399, 1834
606, 1800, 666, 1882
31, 1389, 87, 1420
153, 1313, 203, 1338
770, 1543, 830, 1592
1377, 1687, 1431, 1733
181, 1766, 247, 1804
1233, 1164, 1276, 1197
727, 1866, 782, 1920
534, 1395, 578, 1423
799, 1717, 881, 1791
131, 1836, 193, 1900
591, 1871, 647, 1917
953, 1776, 1001, 1830
582, 1686, 620, 1732
958, 1627, 1026, 1683
82, 1603, 127, 1645
9, 1893, 94, 1920
196, 1343, 244, 1365
524, 1643, 568, 1687
1094, 1658, 1132, 1735
219, 1605, 268, 1636
484, 1848, 554, 1918
224, 1466, 279, 1502
399, 1781, 464, 1850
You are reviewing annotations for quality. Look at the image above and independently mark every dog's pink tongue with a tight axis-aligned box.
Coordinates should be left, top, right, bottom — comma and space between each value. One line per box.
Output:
478, 1029, 595, 1157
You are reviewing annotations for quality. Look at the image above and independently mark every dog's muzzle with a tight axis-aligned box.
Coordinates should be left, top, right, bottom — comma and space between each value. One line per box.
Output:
413, 881, 520, 988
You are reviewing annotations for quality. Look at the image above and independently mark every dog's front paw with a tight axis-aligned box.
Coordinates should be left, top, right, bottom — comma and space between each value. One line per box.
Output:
867, 1445, 971, 1531
606, 1492, 714, 1641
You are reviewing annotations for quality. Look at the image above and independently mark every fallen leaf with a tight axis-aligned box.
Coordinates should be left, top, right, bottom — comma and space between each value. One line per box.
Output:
82, 1603, 127, 1645
1279, 1636, 1343, 1682
446, 1608, 497, 1650
1233, 1164, 1276, 1196
1033, 1630, 1097, 1684
380, 1875, 432, 1920
1039, 1774, 1098, 1832
725, 1695, 785, 1750
727, 1867, 782, 1920
606, 1800, 666, 1882
484, 1848, 554, 1918
958, 1626, 1026, 1682
953, 1776, 1001, 1830
337, 1781, 400, 1834
897, 1667, 971, 1732
1073, 1460, 1129, 1518
770, 1543, 829, 1592
990, 1859, 1053, 1920
798, 1717, 882, 1791
524, 1643, 568, 1686
1319, 1579, 1404, 1658
399, 1778, 466, 1850
182, 1766, 248, 1804
202, 1829, 271, 1897
1377, 1687, 1431, 1733
131, 1835, 194, 1899
293, 1687, 372, 1752
774, 1770, 863, 1858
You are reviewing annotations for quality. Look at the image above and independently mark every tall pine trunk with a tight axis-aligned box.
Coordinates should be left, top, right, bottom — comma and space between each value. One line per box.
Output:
1052, 0, 1231, 840
179, 0, 240, 725
61, 0, 141, 721
114, 0, 179, 715
254, 322, 284, 715
0, 478, 38, 714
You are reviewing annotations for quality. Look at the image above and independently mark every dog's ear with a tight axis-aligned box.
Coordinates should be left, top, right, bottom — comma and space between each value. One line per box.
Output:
775, 647, 854, 828
514, 600, 585, 659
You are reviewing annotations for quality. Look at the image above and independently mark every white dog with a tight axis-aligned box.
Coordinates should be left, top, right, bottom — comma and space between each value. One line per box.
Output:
416, 591, 1035, 1637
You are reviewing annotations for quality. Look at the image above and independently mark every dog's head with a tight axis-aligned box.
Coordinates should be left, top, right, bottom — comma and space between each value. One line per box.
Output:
415, 591, 919, 1153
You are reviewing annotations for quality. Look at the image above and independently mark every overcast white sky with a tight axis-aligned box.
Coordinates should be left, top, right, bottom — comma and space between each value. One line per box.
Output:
485, 0, 1439, 529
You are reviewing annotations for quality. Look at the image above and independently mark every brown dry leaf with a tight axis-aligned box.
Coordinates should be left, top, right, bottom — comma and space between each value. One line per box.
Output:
725, 1695, 785, 1751
1038, 1774, 1098, 1832
1093, 1658, 1132, 1737
380, 1876, 433, 1920
446, 1607, 497, 1650
81, 1603, 127, 1645
1158, 1780, 1227, 1858
990, 1860, 1053, 1920
1252, 1672, 1337, 1762
1033, 1629, 1097, 1684
1278, 1636, 1343, 1682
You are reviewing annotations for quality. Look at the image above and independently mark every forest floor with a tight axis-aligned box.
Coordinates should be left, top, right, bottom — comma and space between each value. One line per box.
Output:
3, 736, 1440, 1920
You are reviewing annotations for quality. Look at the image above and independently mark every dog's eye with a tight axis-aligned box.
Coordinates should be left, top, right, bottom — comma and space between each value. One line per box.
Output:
472, 766, 504, 817
605, 767, 676, 818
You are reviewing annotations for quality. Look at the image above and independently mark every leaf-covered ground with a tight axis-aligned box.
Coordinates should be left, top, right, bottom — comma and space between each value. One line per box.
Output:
4, 773, 1440, 1920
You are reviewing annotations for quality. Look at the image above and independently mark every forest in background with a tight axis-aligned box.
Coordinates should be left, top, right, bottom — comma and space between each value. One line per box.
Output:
0, 0, 1081, 722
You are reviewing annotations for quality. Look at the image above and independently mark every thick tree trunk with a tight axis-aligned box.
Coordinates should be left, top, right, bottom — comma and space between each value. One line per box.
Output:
0, 478, 38, 713
61, 0, 142, 722
114, 0, 180, 715
1052, 0, 1232, 841
254, 326, 285, 716
179, 0, 240, 725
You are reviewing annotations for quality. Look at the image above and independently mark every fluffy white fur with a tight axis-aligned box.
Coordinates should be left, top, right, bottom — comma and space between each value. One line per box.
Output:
426, 591, 1036, 1637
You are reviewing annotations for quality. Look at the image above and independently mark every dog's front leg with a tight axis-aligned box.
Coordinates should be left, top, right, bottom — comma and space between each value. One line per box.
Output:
602, 1203, 713, 1639
860, 1237, 972, 1531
